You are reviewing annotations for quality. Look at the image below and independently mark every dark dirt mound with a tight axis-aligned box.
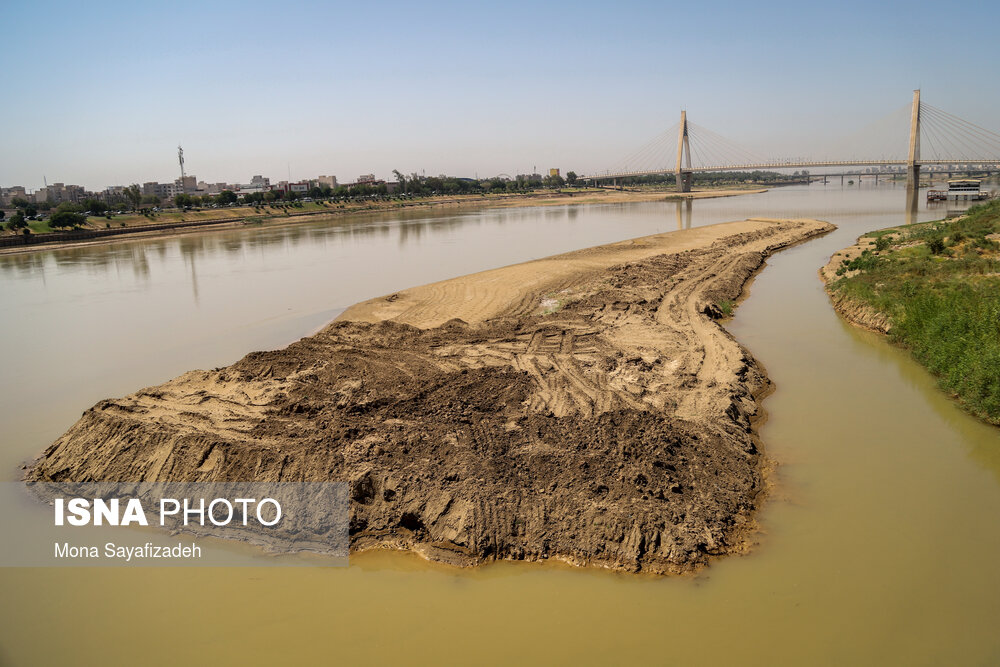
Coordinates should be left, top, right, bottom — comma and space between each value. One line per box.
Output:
29, 219, 833, 573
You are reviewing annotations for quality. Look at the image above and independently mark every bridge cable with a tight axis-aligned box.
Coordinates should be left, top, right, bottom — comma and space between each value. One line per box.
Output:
921, 104, 1000, 160
606, 126, 677, 175
687, 122, 767, 167
920, 112, 946, 162
604, 129, 663, 175
592, 100, 999, 178
920, 108, 978, 161
921, 103, 1000, 159
919, 109, 960, 160
923, 103, 1000, 149
811, 103, 911, 162
924, 107, 986, 158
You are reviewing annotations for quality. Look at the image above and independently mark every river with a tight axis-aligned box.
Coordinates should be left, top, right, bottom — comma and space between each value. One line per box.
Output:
2, 183, 999, 665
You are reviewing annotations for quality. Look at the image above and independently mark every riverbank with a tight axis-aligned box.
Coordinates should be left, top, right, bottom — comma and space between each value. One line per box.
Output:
0, 187, 766, 256
822, 199, 1000, 425
27, 216, 832, 574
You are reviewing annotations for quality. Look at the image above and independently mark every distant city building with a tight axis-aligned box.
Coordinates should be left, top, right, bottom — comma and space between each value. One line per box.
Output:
1, 186, 27, 206
340, 175, 387, 189
143, 181, 178, 199
231, 175, 269, 196
197, 181, 228, 195
103, 185, 127, 203
33, 183, 86, 204
273, 180, 311, 194
3, 167, 389, 208
177, 175, 197, 194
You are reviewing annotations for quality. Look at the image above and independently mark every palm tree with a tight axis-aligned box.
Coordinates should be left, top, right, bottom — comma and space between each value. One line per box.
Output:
392, 170, 406, 194
125, 184, 141, 211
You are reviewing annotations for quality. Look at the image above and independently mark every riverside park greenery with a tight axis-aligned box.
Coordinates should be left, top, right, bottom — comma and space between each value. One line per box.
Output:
830, 199, 1000, 424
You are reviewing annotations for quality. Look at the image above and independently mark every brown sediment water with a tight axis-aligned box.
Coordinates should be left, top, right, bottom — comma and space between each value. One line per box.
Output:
2, 184, 1000, 665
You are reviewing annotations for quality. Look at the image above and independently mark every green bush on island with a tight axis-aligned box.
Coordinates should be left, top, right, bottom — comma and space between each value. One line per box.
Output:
830, 199, 1000, 423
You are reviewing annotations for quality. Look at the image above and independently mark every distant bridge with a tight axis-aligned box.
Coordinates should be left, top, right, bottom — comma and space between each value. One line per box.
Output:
584, 92, 1000, 191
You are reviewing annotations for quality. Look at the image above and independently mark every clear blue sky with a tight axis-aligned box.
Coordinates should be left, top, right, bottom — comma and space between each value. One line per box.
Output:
3, 0, 998, 191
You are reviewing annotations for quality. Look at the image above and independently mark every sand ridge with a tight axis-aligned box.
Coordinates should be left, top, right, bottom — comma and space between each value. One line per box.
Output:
29, 217, 834, 574
341, 219, 785, 328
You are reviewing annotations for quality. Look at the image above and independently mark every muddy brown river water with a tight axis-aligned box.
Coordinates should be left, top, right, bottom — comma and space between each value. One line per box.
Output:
2, 184, 999, 665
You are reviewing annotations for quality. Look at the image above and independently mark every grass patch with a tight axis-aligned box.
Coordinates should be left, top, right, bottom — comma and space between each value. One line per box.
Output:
27, 220, 53, 233
830, 199, 1000, 423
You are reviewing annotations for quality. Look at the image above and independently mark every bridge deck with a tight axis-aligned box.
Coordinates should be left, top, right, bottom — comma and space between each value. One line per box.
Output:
585, 159, 1000, 180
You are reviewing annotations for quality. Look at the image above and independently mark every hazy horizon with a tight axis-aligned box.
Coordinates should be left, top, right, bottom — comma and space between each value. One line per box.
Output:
3, 0, 999, 192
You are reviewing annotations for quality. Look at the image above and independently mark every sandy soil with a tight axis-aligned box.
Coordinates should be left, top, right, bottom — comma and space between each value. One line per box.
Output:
28, 216, 833, 574
0, 188, 765, 256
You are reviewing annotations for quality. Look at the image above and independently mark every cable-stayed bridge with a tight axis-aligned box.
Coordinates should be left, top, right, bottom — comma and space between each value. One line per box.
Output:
585, 91, 1000, 191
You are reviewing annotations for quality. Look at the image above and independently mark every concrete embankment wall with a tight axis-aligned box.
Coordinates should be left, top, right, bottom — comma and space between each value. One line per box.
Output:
0, 217, 242, 248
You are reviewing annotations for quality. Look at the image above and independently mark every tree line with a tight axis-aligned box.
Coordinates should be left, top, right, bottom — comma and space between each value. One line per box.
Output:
3, 198, 103, 229
604, 170, 807, 186
3, 170, 588, 232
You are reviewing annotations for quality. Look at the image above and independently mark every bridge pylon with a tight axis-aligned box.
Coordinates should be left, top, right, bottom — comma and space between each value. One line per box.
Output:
907, 89, 921, 189
676, 110, 693, 193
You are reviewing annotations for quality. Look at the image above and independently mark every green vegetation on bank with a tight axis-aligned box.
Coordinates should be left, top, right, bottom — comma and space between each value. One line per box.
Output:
3, 167, 791, 236
829, 199, 1000, 423
3, 171, 588, 234
608, 170, 806, 187
2, 185, 614, 237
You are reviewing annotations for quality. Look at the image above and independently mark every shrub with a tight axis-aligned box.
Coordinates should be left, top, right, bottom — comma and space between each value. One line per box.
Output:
49, 211, 85, 228
7, 212, 27, 230
844, 249, 883, 272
